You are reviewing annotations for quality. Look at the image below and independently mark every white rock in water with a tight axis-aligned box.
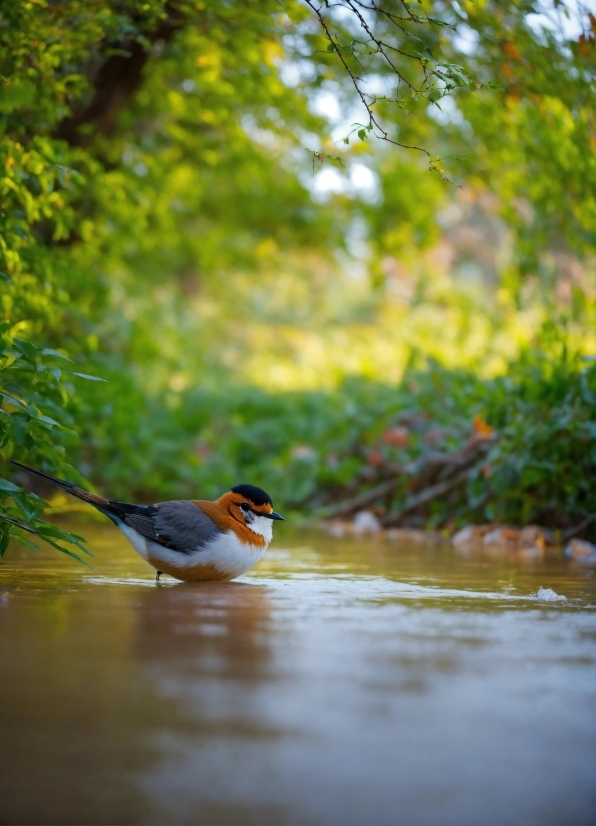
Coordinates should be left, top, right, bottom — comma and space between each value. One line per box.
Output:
536, 587, 567, 603
352, 510, 382, 535
482, 527, 504, 545
451, 526, 477, 547
564, 539, 596, 560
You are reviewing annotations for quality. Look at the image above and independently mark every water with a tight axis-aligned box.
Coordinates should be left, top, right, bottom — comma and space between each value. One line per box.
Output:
0, 521, 594, 825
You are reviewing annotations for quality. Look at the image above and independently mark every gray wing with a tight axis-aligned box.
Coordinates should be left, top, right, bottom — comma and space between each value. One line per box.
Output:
124, 501, 222, 554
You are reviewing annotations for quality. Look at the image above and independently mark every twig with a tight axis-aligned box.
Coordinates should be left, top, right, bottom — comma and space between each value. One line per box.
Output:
322, 437, 496, 519
322, 477, 401, 517
434, 437, 495, 482
561, 514, 596, 544
302, 0, 439, 162
381, 466, 472, 527
0, 513, 36, 533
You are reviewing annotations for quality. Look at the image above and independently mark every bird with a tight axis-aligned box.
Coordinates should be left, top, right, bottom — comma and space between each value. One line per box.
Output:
9, 460, 284, 583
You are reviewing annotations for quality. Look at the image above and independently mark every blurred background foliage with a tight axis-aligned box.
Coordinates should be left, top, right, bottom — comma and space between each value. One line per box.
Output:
0, 0, 594, 556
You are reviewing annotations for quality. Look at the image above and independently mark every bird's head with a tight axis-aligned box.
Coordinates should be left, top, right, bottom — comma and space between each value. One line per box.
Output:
218, 484, 284, 541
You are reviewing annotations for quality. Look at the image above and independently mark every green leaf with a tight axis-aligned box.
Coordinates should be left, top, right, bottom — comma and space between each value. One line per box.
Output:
9, 532, 39, 552
41, 348, 73, 362
0, 478, 22, 493
67, 372, 107, 382
35, 414, 61, 427
10, 419, 28, 445
0, 393, 28, 411
39, 539, 93, 567
35, 522, 93, 556
9, 489, 42, 520
13, 339, 41, 360
5, 351, 37, 371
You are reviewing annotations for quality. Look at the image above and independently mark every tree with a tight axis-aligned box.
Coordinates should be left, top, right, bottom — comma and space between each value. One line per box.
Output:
1, 1, 593, 557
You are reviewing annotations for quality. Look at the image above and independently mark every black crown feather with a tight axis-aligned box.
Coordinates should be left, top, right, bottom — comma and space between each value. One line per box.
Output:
231, 483, 273, 506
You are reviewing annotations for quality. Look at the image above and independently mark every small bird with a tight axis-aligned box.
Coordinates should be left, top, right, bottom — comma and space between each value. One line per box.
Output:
9, 461, 284, 582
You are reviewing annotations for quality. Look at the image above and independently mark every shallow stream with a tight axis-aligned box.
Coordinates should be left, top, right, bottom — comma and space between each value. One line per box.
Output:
0, 522, 594, 825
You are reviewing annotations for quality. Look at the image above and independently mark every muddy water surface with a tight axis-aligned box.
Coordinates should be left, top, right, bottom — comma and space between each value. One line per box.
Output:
0, 522, 594, 825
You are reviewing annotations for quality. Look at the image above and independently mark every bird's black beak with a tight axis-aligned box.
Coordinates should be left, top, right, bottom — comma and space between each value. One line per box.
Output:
264, 511, 285, 521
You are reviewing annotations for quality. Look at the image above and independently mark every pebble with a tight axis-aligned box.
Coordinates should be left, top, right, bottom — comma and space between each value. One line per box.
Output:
451, 525, 483, 548
352, 511, 382, 535
483, 527, 521, 549
450, 525, 546, 557
563, 539, 596, 564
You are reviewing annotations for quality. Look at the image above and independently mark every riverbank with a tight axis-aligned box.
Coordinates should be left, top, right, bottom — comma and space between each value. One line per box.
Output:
319, 514, 596, 565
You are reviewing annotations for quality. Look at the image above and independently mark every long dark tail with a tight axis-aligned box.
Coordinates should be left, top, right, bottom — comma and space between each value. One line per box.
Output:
9, 460, 128, 524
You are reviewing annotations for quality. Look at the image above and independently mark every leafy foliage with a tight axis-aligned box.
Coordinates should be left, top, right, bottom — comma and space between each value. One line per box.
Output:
0, 330, 99, 560
360, 1, 596, 278
0, 0, 593, 561
178, 348, 595, 532
70, 337, 595, 534
0, 0, 341, 555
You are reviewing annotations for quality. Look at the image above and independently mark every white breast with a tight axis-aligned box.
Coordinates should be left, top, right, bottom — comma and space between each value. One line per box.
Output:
117, 522, 269, 579
198, 530, 270, 578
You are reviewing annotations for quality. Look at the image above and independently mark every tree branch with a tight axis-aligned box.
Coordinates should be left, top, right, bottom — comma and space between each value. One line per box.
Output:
303, 0, 435, 159
302, 0, 468, 184
381, 467, 473, 527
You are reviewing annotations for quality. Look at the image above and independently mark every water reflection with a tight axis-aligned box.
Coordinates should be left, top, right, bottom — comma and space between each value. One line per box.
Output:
134, 582, 274, 680
0, 524, 594, 825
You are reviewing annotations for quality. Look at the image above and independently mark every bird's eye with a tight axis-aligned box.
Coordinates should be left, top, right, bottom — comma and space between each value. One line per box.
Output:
240, 503, 250, 512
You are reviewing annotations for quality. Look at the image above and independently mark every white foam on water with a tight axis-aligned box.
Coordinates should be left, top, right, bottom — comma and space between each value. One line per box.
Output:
244, 574, 538, 603
536, 586, 567, 603
83, 576, 165, 588
82, 573, 580, 607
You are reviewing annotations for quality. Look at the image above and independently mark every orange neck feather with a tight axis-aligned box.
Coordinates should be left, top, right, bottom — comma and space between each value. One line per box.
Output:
193, 496, 267, 548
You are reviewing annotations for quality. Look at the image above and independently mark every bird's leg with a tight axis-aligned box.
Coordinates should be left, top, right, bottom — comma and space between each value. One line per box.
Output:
156, 570, 163, 584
